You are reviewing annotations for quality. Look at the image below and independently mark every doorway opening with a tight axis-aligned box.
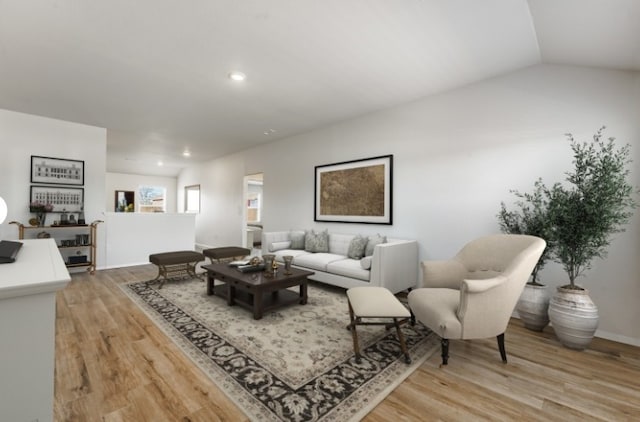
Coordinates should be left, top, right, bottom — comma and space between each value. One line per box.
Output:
244, 173, 263, 250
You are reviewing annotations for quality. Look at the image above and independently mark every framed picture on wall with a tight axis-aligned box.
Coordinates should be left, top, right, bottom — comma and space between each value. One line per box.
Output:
314, 154, 393, 224
31, 155, 84, 186
30, 185, 84, 213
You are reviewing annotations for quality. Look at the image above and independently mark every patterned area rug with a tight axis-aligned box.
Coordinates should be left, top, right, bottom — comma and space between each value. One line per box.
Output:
120, 278, 437, 421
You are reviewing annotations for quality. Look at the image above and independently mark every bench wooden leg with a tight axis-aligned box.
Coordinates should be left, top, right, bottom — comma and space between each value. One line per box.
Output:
394, 318, 411, 364
348, 301, 362, 363
152, 264, 168, 288
150, 262, 201, 288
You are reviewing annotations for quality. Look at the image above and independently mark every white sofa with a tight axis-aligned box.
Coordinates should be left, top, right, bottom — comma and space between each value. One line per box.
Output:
262, 231, 418, 293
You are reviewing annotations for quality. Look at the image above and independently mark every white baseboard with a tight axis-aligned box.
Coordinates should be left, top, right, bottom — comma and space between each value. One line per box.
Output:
594, 329, 640, 347
195, 243, 213, 252
513, 314, 640, 347
99, 261, 150, 270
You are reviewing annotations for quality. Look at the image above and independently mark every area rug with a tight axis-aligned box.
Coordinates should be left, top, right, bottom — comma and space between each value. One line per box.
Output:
120, 278, 437, 421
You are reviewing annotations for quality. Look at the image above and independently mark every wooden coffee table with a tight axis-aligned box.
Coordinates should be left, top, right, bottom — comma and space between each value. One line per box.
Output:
203, 263, 315, 320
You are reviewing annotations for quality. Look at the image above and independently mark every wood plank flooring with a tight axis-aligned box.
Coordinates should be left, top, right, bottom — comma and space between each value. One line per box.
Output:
54, 266, 640, 421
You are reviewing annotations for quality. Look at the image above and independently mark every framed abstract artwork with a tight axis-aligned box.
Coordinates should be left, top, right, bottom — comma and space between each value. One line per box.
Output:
314, 155, 393, 224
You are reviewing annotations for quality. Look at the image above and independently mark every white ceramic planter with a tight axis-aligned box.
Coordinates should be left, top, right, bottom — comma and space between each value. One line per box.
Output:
516, 283, 550, 331
548, 286, 599, 350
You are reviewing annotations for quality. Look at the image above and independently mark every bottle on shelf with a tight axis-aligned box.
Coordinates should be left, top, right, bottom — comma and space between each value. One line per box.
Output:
78, 207, 86, 225
60, 209, 69, 225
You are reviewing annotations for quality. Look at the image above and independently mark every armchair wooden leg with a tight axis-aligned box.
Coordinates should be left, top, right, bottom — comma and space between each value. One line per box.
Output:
441, 338, 449, 366
497, 333, 507, 363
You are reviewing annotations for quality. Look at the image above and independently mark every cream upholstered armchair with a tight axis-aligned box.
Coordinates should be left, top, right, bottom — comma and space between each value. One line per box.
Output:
408, 234, 546, 365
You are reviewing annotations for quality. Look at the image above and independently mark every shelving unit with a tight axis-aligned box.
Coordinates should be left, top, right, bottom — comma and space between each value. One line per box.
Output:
10, 220, 103, 274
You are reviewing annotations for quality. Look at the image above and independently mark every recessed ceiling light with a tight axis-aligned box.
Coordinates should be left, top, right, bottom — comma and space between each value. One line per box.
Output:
183, 150, 191, 157
157, 161, 163, 166
229, 71, 246, 81
263, 128, 277, 136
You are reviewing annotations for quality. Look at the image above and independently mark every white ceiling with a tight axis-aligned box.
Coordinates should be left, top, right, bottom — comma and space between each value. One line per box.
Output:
0, 0, 638, 177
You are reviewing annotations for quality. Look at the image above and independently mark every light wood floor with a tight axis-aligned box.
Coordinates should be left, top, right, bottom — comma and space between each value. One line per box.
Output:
54, 266, 640, 421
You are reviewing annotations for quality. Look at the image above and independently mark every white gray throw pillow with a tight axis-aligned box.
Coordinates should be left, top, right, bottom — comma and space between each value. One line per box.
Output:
365, 234, 387, 256
289, 231, 306, 249
347, 235, 368, 259
304, 229, 329, 253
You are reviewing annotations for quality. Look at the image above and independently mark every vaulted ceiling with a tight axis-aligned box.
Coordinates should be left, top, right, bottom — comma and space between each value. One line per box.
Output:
1, 0, 638, 176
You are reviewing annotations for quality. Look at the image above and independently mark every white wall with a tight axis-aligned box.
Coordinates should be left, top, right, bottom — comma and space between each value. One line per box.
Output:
178, 155, 247, 249
106, 172, 177, 213
178, 64, 640, 345
0, 109, 107, 270
103, 212, 195, 268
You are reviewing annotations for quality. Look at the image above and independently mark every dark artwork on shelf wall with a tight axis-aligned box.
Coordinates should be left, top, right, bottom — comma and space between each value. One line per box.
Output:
115, 190, 135, 212
314, 154, 393, 224
30, 186, 84, 213
31, 155, 84, 186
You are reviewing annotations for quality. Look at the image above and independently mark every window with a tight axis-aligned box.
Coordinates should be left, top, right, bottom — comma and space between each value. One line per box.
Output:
184, 184, 200, 213
138, 186, 166, 213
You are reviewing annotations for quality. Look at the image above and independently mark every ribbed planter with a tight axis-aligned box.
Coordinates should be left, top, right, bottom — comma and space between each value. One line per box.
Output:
516, 283, 550, 331
548, 286, 599, 350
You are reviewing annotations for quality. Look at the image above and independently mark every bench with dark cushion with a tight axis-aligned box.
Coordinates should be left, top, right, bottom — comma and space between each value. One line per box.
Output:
202, 246, 251, 264
149, 250, 205, 288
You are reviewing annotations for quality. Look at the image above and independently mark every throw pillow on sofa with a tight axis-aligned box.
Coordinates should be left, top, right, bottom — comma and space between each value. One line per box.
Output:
305, 229, 329, 252
290, 230, 306, 249
360, 255, 372, 270
269, 240, 291, 252
365, 234, 387, 256
347, 235, 368, 259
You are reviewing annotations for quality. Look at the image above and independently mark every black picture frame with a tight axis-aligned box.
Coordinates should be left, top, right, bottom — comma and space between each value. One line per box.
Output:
31, 155, 84, 186
314, 154, 393, 224
30, 185, 84, 213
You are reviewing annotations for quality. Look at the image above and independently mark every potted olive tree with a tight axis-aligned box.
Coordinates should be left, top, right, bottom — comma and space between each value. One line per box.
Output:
498, 179, 553, 331
544, 127, 637, 349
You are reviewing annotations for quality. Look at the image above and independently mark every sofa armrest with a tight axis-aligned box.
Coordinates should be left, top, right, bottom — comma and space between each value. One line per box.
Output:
369, 240, 418, 293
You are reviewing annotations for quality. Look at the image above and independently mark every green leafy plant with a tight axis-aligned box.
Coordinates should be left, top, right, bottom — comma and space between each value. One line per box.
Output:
543, 127, 637, 289
498, 179, 553, 285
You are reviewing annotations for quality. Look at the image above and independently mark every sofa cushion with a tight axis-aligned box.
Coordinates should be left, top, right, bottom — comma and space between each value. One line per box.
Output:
365, 234, 387, 256
294, 252, 345, 272
290, 230, 306, 249
328, 233, 355, 256
347, 235, 368, 259
269, 240, 291, 252
305, 229, 329, 252
327, 259, 370, 281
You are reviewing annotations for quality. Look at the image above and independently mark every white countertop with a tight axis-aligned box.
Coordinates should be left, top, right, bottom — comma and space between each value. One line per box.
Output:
0, 238, 71, 299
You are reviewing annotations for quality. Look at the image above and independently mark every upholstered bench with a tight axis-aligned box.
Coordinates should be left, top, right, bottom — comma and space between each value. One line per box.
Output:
149, 250, 205, 288
346, 286, 412, 364
202, 246, 251, 264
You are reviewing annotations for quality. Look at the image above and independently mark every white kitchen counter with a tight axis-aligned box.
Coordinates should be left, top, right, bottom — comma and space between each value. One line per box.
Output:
0, 238, 71, 422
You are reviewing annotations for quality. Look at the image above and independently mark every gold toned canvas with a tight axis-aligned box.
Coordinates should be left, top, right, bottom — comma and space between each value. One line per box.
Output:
320, 164, 385, 216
